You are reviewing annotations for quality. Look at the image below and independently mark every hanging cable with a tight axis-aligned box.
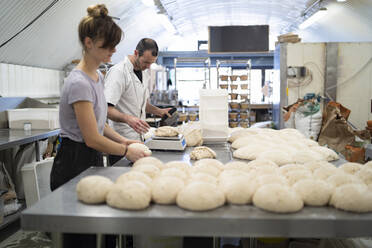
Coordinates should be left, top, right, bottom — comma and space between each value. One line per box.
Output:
0, 0, 59, 49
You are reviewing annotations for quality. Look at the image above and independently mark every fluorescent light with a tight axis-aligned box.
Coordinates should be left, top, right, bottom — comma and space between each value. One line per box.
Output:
299, 7, 327, 29
158, 14, 177, 34
337, 0, 347, 2
141, 0, 154, 7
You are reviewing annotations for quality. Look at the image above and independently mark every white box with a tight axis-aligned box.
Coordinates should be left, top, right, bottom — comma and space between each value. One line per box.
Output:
21, 158, 53, 207
7, 108, 59, 130
199, 89, 228, 142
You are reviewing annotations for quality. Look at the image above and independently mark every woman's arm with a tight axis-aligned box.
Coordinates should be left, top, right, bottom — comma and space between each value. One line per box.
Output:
103, 123, 141, 145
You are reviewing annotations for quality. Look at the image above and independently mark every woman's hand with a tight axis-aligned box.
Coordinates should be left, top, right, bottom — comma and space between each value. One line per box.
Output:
125, 145, 147, 162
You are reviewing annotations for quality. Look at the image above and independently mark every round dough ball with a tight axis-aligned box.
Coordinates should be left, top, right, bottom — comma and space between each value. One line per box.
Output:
219, 170, 252, 186
310, 146, 339, 161
224, 161, 253, 173
116, 171, 152, 188
131, 163, 160, 179
222, 176, 257, 205
292, 150, 325, 164
338, 162, 362, 175
253, 184, 304, 213
165, 161, 191, 174
191, 163, 220, 177
356, 167, 372, 185
233, 144, 268, 160
190, 146, 216, 160
188, 172, 218, 185
303, 161, 336, 172
176, 182, 225, 211
256, 150, 294, 166
194, 159, 224, 171
313, 167, 339, 181
330, 184, 372, 212
327, 173, 364, 187
279, 164, 309, 176
292, 179, 333, 206
285, 170, 313, 185
152, 176, 185, 204
128, 143, 152, 156
133, 156, 165, 170
256, 174, 288, 187
255, 166, 280, 176
106, 181, 151, 210
154, 126, 179, 137
160, 167, 189, 182
76, 176, 113, 204
364, 161, 372, 169
247, 159, 278, 168
228, 129, 259, 143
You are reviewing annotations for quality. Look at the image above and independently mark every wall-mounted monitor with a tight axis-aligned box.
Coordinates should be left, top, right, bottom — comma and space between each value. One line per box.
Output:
208, 25, 269, 53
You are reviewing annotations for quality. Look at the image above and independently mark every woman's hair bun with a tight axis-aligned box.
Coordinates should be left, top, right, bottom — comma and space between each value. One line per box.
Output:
87, 4, 108, 18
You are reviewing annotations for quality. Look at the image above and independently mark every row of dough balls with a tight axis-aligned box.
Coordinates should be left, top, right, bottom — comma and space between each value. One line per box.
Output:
76, 157, 372, 213
230, 128, 339, 164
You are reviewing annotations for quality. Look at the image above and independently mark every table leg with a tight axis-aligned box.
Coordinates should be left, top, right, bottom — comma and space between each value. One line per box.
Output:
35, 141, 40, 162
249, 238, 257, 248
51, 232, 63, 248
96, 234, 104, 248
213, 237, 220, 248
118, 235, 126, 248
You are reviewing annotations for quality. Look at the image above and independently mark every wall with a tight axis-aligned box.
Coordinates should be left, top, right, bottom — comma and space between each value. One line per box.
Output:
0, 63, 63, 98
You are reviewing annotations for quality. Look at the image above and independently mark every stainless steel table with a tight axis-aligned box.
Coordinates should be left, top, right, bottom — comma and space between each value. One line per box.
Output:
0, 128, 60, 161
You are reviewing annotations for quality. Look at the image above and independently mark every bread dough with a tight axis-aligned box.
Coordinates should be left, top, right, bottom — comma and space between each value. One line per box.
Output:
310, 146, 339, 161
128, 143, 152, 156
278, 164, 309, 176
165, 161, 191, 174
176, 182, 225, 211
194, 159, 224, 171
292, 179, 333, 206
155, 126, 179, 137
191, 163, 221, 177
133, 156, 166, 170
313, 167, 340, 181
190, 146, 216, 160
224, 161, 255, 173
152, 176, 185, 204
188, 172, 218, 185
253, 184, 304, 213
222, 176, 257, 205
256, 150, 294, 166
219, 170, 252, 187
339, 162, 362, 175
159, 167, 189, 182
365, 161, 372, 169
185, 129, 203, 147
330, 184, 372, 213
76, 176, 113, 204
228, 129, 259, 143
326, 173, 364, 187
278, 128, 305, 139
303, 161, 336, 172
132, 163, 160, 179
231, 137, 266, 150
301, 139, 319, 147
292, 150, 325, 164
247, 159, 278, 168
255, 166, 280, 176
285, 170, 313, 186
106, 181, 151, 210
256, 174, 288, 187
116, 171, 152, 188
356, 167, 372, 185
233, 145, 268, 160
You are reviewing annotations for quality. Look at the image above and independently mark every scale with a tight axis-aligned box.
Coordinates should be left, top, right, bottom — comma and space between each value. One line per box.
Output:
145, 134, 186, 151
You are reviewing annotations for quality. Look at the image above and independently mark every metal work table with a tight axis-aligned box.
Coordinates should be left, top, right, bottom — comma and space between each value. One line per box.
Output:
21, 143, 372, 240
0, 128, 60, 161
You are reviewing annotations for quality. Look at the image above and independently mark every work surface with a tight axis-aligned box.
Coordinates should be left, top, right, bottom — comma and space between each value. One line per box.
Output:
21, 143, 372, 238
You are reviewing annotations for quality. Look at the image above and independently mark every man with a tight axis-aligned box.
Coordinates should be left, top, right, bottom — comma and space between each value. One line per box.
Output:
104, 38, 171, 165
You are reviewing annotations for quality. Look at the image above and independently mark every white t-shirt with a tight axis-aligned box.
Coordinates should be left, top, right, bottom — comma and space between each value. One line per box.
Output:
104, 56, 150, 140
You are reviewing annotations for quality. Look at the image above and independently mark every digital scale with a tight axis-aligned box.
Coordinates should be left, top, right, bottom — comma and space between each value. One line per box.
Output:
145, 134, 186, 151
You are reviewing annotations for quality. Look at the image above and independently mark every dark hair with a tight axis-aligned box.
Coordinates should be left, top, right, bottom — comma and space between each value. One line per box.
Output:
136, 38, 158, 57
78, 4, 122, 50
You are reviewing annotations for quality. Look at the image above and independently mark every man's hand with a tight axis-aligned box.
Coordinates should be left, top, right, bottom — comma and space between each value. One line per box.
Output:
158, 108, 172, 118
127, 115, 150, 134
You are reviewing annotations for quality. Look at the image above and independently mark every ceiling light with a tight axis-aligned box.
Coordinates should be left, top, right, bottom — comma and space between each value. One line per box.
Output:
141, 0, 154, 7
337, 0, 347, 2
158, 14, 177, 34
299, 7, 327, 29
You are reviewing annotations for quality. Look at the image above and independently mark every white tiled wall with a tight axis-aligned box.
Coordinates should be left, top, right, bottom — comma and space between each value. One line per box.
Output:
0, 63, 64, 98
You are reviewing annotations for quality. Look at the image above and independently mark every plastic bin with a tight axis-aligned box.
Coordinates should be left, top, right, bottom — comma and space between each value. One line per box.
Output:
7, 108, 59, 130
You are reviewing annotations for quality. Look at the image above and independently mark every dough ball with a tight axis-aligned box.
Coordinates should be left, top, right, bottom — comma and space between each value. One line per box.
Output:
327, 173, 364, 187
224, 161, 250, 171
247, 159, 278, 168
301, 139, 319, 147
165, 161, 191, 174
219, 170, 252, 186
313, 167, 339, 181
185, 129, 203, 147
133, 156, 166, 170
279, 164, 309, 176
310, 146, 339, 161
131, 163, 160, 179
188, 172, 218, 185
231, 137, 266, 150
228, 129, 259, 143
356, 167, 372, 185
256, 174, 288, 187
76, 176, 113, 204
285, 170, 313, 186
154, 126, 179, 137
253, 184, 304, 213
255, 166, 280, 176
222, 176, 257, 205
330, 184, 372, 212
106, 181, 151, 210
176, 182, 225, 211
364, 161, 372, 169
152, 176, 185, 204
292, 179, 333, 206
194, 159, 224, 171
160, 167, 189, 182
338, 163, 362, 175
293, 150, 325, 164
256, 150, 294, 166
116, 171, 152, 188
190, 146, 216, 160
128, 143, 152, 156
233, 144, 268, 160
278, 128, 305, 139
303, 161, 336, 172
191, 163, 221, 177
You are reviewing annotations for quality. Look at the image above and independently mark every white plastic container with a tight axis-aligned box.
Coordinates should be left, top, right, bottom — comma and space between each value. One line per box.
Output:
199, 89, 228, 142
7, 108, 59, 130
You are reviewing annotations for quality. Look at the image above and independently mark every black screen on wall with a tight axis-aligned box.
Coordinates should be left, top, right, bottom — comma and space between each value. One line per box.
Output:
208, 25, 269, 53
